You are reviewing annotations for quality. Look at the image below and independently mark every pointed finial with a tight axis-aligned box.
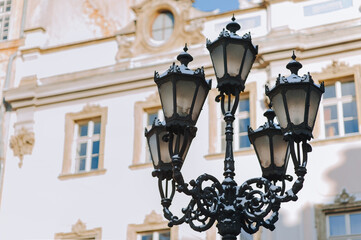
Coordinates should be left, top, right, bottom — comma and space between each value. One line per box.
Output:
286, 50, 302, 75
226, 15, 241, 33
183, 43, 188, 52
177, 43, 193, 67
291, 50, 296, 60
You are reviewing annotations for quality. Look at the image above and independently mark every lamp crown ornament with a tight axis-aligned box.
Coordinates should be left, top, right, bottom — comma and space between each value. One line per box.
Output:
146, 17, 324, 240
226, 14, 241, 33
286, 51, 303, 75
177, 43, 193, 67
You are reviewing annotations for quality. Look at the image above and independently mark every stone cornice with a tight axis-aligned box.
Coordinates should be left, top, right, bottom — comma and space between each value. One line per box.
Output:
6, 19, 361, 110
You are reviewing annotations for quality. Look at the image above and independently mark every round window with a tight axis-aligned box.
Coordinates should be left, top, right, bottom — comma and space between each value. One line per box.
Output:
152, 11, 174, 42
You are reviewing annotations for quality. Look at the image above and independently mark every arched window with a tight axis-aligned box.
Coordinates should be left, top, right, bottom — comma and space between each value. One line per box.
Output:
151, 11, 174, 42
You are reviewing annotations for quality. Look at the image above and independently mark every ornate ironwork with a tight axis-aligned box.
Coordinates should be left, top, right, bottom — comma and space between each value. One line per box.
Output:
153, 92, 313, 240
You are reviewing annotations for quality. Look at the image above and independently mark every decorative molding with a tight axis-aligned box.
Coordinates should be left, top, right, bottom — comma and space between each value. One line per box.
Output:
61, 104, 108, 178
55, 219, 102, 240
127, 211, 178, 240
9, 128, 35, 168
72, 219, 87, 234
321, 60, 350, 74
335, 188, 355, 204
315, 188, 361, 240
144, 210, 164, 224
115, 35, 134, 61
127, 0, 205, 56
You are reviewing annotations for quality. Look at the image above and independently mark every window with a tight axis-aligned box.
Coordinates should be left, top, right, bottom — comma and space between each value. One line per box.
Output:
206, 82, 257, 159
127, 211, 178, 240
75, 118, 101, 172
0, 0, 11, 41
323, 80, 359, 137
60, 105, 107, 180
311, 61, 361, 143
328, 212, 361, 239
221, 97, 251, 151
315, 189, 361, 240
55, 219, 101, 240
152, 11, 174, 42
132, 93, 162, 169
139, 230, 171, 240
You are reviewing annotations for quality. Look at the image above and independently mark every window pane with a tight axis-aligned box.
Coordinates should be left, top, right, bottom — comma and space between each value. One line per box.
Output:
239, 135, 250, 148
329, 215, 346, 236
239, 118, 250, 133
79, 143, 87, 156
239, 99, 250, 112
343, 101, 358, 118
141, 234, 153, 240
351, 213, 361, 234
93, 122, 101, 134
148, 112, 158, 126
159, 231, 171, 240
324, 85, 336, 99
79, 124, 88, 136
341, 81, 355, 96
78, 158, 86, 171
91, 156, 98, 170
325, 122, 339, 137
92, 141, 100, 154
324, 105, 338, 121
344, 119, 359, 134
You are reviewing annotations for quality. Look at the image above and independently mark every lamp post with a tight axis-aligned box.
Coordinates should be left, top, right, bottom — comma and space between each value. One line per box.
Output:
145, 17, 324, 240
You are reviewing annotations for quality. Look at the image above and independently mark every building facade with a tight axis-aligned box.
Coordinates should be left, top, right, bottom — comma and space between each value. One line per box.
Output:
0, 0, 360, 239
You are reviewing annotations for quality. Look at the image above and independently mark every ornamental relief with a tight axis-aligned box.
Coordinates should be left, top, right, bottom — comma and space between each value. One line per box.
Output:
115, 0, 205, 60
9, 128, 35, 168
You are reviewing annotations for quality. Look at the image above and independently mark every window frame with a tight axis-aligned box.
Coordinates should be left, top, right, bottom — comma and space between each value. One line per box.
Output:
311, 62, 361, 146
151, 11, 174, 42
54, 219, 102, 240
206, 82, 257, 160
131, 92, 162, 169
0, 0, 11, 41
59, 105, 107, 180
315, 190, 361, 240
127, 211, 178, 240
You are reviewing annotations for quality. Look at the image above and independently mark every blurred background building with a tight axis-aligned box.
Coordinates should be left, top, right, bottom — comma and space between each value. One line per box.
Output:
0, 0, 360, 239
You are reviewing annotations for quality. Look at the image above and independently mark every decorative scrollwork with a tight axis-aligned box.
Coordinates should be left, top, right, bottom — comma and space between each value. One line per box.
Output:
236, 178, 281, 233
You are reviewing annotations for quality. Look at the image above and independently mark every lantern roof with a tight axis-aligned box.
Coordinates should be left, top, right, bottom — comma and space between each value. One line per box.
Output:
265, 53, 325, 94
248, 108, 280, 134
154, 44, 210, 85
206, 16, 258, 55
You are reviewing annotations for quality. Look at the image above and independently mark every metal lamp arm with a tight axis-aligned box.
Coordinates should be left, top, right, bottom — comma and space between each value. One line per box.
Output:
277, 139, 311, 203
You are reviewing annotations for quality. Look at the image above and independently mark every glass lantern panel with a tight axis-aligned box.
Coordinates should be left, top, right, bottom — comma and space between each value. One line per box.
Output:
148, 133, 159, 167
159, 80, 174, 118
286, 89, 306, 125
226, 43, 245, 77
159, 131, 171, 163
272, 93, 288, 129
272, 134, 289, 167
254, 135, 271, 168
241, 48, 255, 81
192, 83, 207, 122
210, 45, 225, 78
176, 80, 197, 117
308, 89, 321, 128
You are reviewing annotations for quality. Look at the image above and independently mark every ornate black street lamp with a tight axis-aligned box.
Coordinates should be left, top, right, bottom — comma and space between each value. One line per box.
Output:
145, 17, 324, 240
